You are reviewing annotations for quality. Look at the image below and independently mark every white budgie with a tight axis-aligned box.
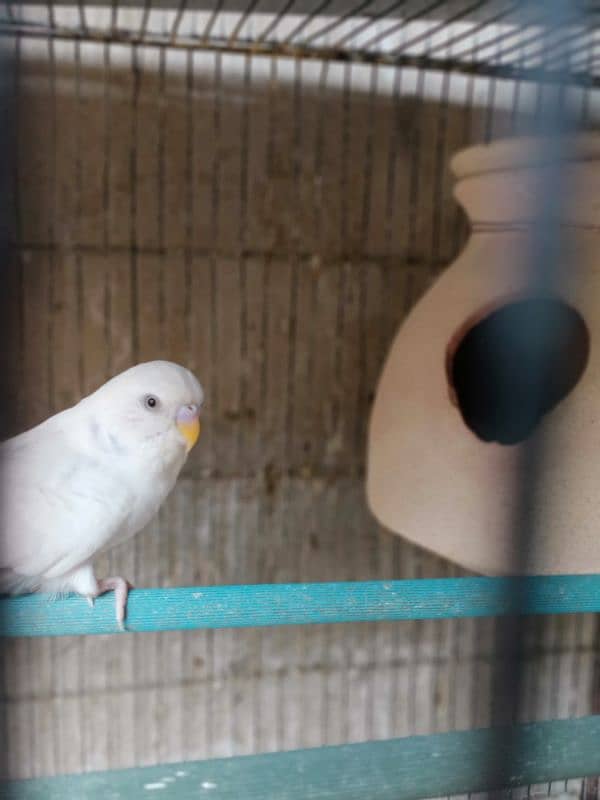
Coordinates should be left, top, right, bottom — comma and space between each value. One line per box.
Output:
0, 360, 203, 625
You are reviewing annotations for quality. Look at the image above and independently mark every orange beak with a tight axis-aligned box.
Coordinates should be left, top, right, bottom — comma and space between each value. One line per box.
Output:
176, 405, 201, 452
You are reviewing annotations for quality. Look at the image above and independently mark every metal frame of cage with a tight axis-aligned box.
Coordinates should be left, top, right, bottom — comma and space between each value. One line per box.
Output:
0, 1, 598, 86
0, 1, 599, 797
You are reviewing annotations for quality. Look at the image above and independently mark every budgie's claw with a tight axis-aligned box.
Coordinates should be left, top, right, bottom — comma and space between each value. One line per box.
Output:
95, 576, 134, 628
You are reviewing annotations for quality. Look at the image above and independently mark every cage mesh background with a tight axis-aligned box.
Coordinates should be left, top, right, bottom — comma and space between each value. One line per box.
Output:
0, 0, 599, 794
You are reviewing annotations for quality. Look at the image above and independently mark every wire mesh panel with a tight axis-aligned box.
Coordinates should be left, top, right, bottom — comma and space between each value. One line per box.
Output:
0, 0, 598, 795
2, 1, 599, 84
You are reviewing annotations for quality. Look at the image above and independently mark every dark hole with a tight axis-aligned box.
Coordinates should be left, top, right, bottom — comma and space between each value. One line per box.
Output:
448, 297, 590, 445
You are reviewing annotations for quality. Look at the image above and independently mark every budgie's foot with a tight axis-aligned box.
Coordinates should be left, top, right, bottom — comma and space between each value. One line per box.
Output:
95, 576, 134, 628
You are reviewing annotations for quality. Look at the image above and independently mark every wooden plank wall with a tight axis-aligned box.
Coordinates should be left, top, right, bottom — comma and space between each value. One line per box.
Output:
0, 34, 598, 785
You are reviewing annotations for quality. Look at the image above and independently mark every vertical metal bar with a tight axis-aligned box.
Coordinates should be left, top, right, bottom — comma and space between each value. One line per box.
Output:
179, 42, 194, 767
582, 32, 600, 800
309, 58, 328, 751
430, 69, 450, 268
383, 65, 402, 261
155, 44, 169, 768
233, 51, 251, 751
584, 616, 600, 799
0, 26, 18, 783
73, 36, 88, 774
157, 46, 166, 347
334, 60, 351, 424
383, 62, 404, 745
261, 45, 276, 718
102, 40, 112, 379
74, 39, 85, 397
321, 57, 352, 749
252, 51, 277, 754
46, 25, 60, 778
183, 49, 193, 374
238, 52, 250, 464
128, 54, 142, 769
357, 63, 377, 742
407, 65, 424, 263
285, 55, 302, 469
129, 45, 141, 366
101, 32, 116, 769
305, 56, 327, 488
46, 35, 57, 413
355, 64, 376, 462
205, 49, 223, 759
486, 0, 588, 791
280, 53, 302, 753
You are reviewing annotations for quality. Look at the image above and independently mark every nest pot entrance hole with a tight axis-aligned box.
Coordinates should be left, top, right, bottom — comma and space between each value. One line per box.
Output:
447, 297, 590, 445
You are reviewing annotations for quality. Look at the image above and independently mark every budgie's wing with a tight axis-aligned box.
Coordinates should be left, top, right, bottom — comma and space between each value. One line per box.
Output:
0, 414, 132, 586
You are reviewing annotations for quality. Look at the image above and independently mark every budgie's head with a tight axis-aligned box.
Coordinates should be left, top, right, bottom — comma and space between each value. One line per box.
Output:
79, 361, 204, 459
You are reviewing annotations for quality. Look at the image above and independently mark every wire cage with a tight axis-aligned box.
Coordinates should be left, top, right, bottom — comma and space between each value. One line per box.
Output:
0, 1, 599, 797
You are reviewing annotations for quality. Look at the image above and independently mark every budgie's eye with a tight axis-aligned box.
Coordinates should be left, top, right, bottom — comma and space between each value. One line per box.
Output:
144, 395, 159, 410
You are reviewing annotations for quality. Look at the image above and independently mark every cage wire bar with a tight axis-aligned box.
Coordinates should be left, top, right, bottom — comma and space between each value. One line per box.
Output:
0, 15, 17, 788
0, 0, 599, 796
482, 2, 593, 790
0, 1, 598, 85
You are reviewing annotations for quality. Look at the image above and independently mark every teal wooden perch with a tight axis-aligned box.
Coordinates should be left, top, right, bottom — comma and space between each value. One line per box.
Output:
2, 575, 600, 798
1, 575, 600, 637
3, 716, 600, 799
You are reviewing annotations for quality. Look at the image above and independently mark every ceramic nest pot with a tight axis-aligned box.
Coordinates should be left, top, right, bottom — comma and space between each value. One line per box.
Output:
367, 134, 600, 575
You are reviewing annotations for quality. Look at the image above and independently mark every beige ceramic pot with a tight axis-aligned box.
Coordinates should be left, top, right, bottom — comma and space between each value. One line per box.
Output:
367, 134, 600, 575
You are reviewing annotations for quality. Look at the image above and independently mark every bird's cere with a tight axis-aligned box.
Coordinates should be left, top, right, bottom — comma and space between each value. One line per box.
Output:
176, 403, 201, 452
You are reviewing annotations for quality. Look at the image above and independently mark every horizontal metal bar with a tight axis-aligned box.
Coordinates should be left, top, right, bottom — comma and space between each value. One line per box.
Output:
5, 240, 447, 269
0, 23, 597, 86
1, 576, 600, 637
3, 715, 600, 799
